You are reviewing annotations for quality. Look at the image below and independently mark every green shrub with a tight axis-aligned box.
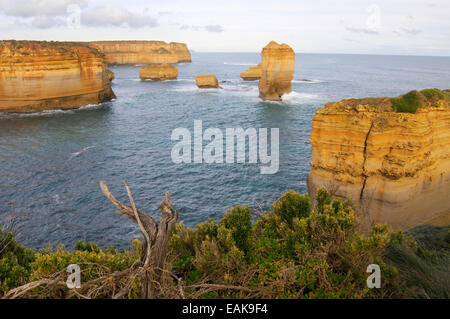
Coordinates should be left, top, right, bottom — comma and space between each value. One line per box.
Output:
420, 88, 444, 101
167, 189, 400, 299
273, 191, 311, 225
219, 206, 252, 253
158, 47, 170, 54
0, 228, 35, 294
391, 90, 421, 113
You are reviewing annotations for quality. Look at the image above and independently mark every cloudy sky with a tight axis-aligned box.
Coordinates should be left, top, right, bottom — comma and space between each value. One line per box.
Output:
0, 0, 449, 55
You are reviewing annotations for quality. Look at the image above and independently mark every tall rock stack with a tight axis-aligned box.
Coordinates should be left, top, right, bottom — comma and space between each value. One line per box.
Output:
258, 41, 295, 101
307, 90, 450, 230
0, 41, 115, 113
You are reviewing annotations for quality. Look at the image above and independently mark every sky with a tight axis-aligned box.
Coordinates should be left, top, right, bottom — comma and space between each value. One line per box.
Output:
0, 0, 449, 55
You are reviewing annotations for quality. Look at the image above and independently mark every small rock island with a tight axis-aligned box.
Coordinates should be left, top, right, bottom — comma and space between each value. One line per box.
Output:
195, 75, 221, 89
140, 64, 178, 81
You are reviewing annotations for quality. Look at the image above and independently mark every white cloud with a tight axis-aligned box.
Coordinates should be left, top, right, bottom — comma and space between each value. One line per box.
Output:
401, 28, 422, 36
179, 24, 224, 33
204, 25, 223, 33
81, 5, 158, 28
0, 0, 87, 17
346, 26, 379, 35
31, 15, 64, 28
0, 0, 448, 55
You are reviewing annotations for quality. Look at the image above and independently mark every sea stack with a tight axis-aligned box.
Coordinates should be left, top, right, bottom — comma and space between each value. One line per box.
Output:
240, 63, 262, 81
307, 89, 450, 230
139, 64, 178, 81
195, 75, 221, 89
89, 41, 192, 65
0, 40, 115, 113
258, 41, 295, 101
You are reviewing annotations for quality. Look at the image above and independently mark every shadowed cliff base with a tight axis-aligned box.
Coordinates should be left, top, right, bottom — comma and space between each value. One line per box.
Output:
308, 88, 450, 231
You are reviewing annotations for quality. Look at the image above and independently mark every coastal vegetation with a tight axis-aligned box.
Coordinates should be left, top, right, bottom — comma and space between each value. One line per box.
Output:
391, 90, 422, 113
390, 88, 449, 113
1, 185, 448, 299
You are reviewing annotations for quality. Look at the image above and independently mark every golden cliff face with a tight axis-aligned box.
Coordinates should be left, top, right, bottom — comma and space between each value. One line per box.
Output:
89, 41, 192, 65
307, 90, 450, 230
258, 41, 295, 101
0, 41, 115, 113
139, 64, 178, 81
241, 63, 262, 81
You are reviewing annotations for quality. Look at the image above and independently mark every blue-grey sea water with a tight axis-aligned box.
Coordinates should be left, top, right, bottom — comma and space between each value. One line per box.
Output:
1, 52, 450, 250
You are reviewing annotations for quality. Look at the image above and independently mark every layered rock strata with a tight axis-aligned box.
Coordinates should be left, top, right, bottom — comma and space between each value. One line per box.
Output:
195, 75, 221, 89
89, 41, 192, 65
0, 41, 115, 113
241, 63, 262, 81
139, 64, 178, 81
258, 41, 295, 101
307, 90, 450, 230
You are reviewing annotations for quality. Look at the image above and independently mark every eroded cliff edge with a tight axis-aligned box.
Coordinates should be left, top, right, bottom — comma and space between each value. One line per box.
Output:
0, 41, 115, 113
89, 41, 192, 65
307, 89, 450, 230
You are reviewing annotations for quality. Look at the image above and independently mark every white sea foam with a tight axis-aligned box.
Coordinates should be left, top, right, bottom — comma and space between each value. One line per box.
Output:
0, 102, 108, 118
173, 83, 259, 97
0, 108, 75, 118
68, 146, 97, 161
281, 91, 320, 103
223, 62, 257, 66
292, 79, 324, 84
258, 91, 320, 105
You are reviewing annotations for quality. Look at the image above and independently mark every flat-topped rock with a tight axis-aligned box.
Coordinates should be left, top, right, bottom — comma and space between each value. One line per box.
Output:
240, 63, 262, 81
139, 64, 178, 81
258, 41, 295, 101
195, 75, 221, 89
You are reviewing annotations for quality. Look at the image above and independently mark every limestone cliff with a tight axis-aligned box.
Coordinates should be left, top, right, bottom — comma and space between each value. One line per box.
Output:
196, 75, 221, 89
0, 41, 115, 113
258, 41, 295, 101
307, 89, 450, 230
89, 41, 192, 65
140, 64, 178, 81
241, 63, 262, 81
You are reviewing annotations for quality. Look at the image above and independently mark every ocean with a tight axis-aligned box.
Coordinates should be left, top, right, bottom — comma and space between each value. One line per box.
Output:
1, 52, 450, 250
